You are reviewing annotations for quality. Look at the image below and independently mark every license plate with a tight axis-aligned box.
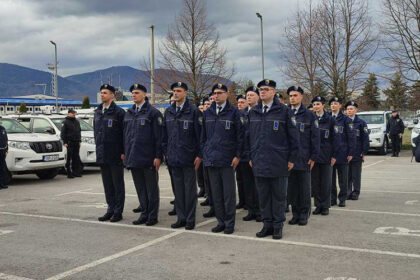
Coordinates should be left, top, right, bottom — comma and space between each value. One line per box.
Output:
43, 154, 59, 162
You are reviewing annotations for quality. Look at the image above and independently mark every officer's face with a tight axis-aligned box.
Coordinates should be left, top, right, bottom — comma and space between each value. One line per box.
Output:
100, 89, 114, 103
246, 91, 259, 107
213, 89, 228, 104
209, 95, 215, 103
259, 86, 275, 103
68, 112, 76, 118
312, 101, 324, 113
289, 91, 303, 105
198, 105, 204, 112
237, 98, 247, 110
173, 88, 187, 103
204, 101, 211, 109
330, 101, 341, 112
132, 90, 146, 104
392, 112, 397, 117
346, 106, 357, 117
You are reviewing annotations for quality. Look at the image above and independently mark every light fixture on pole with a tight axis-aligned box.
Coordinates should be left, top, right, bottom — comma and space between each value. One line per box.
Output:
50, 41, 58, 111
256, 12, 264, 80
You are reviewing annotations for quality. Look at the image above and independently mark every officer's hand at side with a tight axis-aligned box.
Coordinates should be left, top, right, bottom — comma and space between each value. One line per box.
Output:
288, 162, 294, 171
361, 154, 365, 161
308, 159, 315, 170
347, 156, 353, 162
231, 157, 239, 170
64, 144, 68, 148
154, 158, 161, 171
249, 160, 252, 168
121, 154, 126, 162
399, 133, 403, 138
330, 158, 336, 167
194, 157, 201, 171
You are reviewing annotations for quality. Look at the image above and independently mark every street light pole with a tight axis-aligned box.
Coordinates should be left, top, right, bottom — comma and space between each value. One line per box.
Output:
150, 25, 155, 106
256, 12, 264, 80
50, 41, 58, 111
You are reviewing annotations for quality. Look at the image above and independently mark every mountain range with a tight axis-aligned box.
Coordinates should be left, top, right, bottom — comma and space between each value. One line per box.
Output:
0, 63, 230, 101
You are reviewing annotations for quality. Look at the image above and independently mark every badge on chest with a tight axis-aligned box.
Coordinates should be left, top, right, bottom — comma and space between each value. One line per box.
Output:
324, 130, 329, 138
225, 120, 231, 130
108, 119, 113, 128
140, 119, 145, 126
300, 123, 305, 132
183, 120, 189, 130
273, 121, 279, 131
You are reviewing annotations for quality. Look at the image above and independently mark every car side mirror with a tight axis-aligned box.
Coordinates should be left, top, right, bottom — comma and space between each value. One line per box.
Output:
44, 127, 56, 134
414, 119, 419, 125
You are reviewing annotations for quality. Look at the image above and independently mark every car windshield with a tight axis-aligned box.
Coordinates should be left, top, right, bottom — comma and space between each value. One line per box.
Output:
358, 114, 384, 124
51, 118, 93, 132
1, 119, 30, 133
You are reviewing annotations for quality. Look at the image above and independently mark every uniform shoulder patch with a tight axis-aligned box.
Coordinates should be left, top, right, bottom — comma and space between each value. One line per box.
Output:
157, 117, 163, 126
240, 116, 244, 125
349, 123, 354, 130
364, 126, 369, 133
198, 116, 203, 125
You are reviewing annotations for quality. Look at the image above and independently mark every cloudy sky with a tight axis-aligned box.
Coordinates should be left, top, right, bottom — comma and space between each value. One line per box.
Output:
0, 0, 383, 86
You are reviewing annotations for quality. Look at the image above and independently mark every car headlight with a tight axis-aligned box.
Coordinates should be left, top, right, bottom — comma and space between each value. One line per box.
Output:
413, 128, 420, 134
369, 128, 382, 134
81, 136, 95, 145
8, 141, 31, 150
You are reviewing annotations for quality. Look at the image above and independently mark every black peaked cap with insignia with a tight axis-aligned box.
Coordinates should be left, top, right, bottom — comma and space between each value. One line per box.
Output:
286, 86, 304, 95
257, 79, 276, 88
129, 83, 147, 93
212, 83, 228, 92
171, 81, 188, 91
100, 84, 116, 93
245, 86, 259, 95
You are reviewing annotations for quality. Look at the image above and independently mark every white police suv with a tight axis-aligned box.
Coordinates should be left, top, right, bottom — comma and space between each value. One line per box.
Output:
357, 111, 392, 155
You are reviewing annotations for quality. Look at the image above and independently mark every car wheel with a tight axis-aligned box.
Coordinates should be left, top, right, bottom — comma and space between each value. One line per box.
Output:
379, 138, 388, 155
36, 168, 59, 180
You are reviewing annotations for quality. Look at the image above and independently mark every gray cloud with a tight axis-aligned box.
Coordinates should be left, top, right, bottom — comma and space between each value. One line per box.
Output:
0, 0, 382, 85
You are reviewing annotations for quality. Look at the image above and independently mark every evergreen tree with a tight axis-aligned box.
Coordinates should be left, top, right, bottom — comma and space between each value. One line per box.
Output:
81, 96, 90, 109
361, 73, 380, 109
384, 71, 408, 110
19, 102, 27, 113
407, 81, 420, 111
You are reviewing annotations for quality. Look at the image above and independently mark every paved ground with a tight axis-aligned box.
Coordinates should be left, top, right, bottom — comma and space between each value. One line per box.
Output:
0, 151, 419, 280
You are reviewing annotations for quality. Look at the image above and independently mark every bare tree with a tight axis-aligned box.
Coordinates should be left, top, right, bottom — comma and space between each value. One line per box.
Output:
157, 0, 234, 104
316, 0, 378, 102
280, 0, 322, 99
382, 0, 420, 82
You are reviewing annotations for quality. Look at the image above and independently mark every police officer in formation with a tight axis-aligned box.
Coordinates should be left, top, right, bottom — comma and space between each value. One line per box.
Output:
386, 110, 405, 157
235, 94, 248, 210
0, 117, 8, 190
238, 87, 261, 222
95, 84, 126, 223
345, 101, 369, 200
124, 84, 162, 226
310, 96, 339, 216
201, 83, 244, 234
330, 97, 355, 207
163, 82, 202, 230
248, 80, 299, 239
287, 86, 320, 226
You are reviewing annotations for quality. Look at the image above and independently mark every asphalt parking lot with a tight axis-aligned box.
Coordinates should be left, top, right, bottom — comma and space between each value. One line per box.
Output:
0, 151, 419, 280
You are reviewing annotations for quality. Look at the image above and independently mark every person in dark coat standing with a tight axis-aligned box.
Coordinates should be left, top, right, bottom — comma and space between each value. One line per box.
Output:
94, 84, 126, 223
248, 79, 299, 239
345, 101, 369, 200
235, 94, 248, 210
201, 83, 244, 234
329, 97, 356, 207
61, 109, 82, 178
287, 86, 320, 226
124, 83, 163, 226
311, 96, 340, 216
0, 117, 8, 190
162, 82, 202, 230
386, 110, 405, 157
240, 87, 261, 222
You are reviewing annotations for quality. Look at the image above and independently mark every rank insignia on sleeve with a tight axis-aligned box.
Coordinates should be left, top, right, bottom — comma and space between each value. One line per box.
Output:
364, 127, 369, 133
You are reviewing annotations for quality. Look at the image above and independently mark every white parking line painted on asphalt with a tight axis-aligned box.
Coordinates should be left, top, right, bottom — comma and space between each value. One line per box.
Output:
76, 191, 175, 200
374, 227, 420, 237
54, 188, 93, 197
1, 211, 420, 260
0, 230, 13, 236
0, 273, 34, 280
405, 200, 419, 205
44, 231, 182, 280
363, 159, 386, 168
330, 208, 420, 217
363, 190, 420, 194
